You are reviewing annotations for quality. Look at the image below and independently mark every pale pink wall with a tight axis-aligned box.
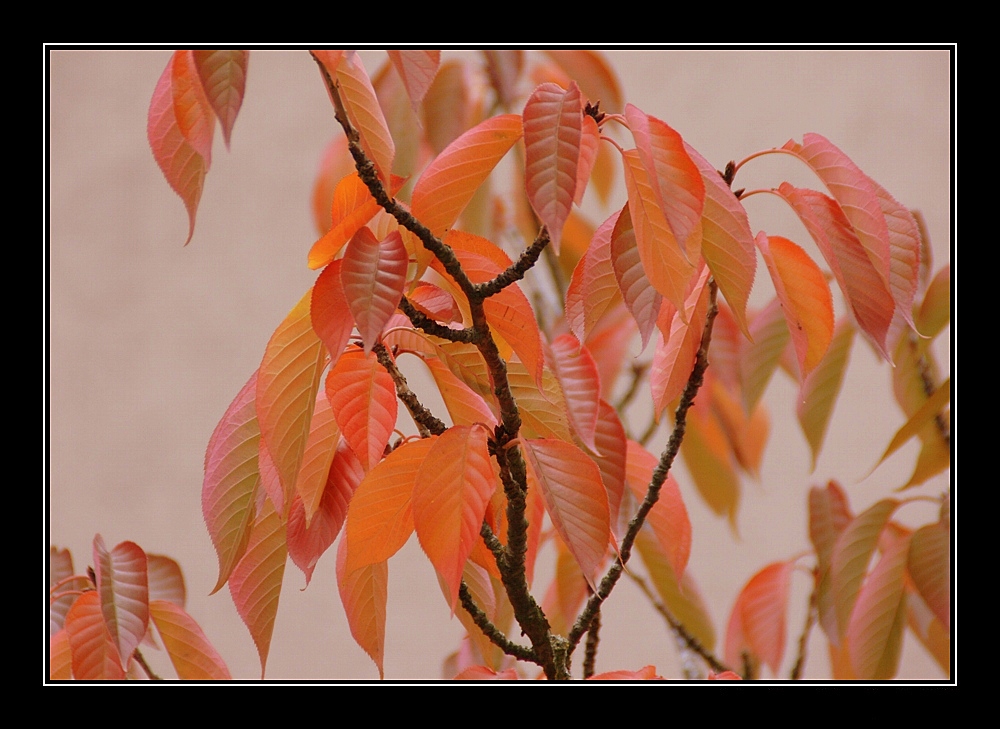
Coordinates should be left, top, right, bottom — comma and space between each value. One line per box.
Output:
48, 48, 951, 681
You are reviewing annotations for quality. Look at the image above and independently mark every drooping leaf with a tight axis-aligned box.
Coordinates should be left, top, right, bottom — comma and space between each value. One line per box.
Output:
49, 547, 88, 636
708, 378, 769, 479
148, 52, 208, 245
421, 60, 481, 155
451, 562, 504, 669
454, 665, 519, 680
650, 266, 710, 417
93, 536, 148, 671
345, 437, 436, 573
625, 105, 704, 263
547, 334, 601, 452
916, 264, 951, 341
203, 370, 260, 594
906, 584, 950, 676
192, 50, 248, 148
228, 498, 287, 678
541, 536, 591, 637
543, 50, 623, 112
411, 114, 523, 238
776, 183, 894, 358
422, 355, 498, 428
325, 348, 398, 473
256, 290, 328, 513
755, 233, 834, 378
335, 52, 394, 186
782, 134, 893, 292
846, 532, 909, 680
575, 114, 600, 205
611, 204, 661, 350
523, 82, 583, 252
808, 481, 854, 641
336, 535, 388, 679
681, 398, 741, 529
310, 259, 355, 373
521, 438, 611, 592
171, 50, 215, 164
387, 50, 440, 112
908, 519, 950, 629
625, 440, 691, 581
293, 391, 341, 526
870, 176, 921, 330
341, 228, 408, 355
683, 143, 756, 337
829, 499, 900, 644
740, 299, 790, 412
149, 599, 231, 680
797, 320, 855, 469
725, 560, 794, 677
565, 208, 623, 345
147, 554, 186, 608
872, 376, 951, 475
413, 424, 495, 610
507, 357, 574, 443
64, 591, 125, 680
591, 400, 628, 532
288, 437, 364, 586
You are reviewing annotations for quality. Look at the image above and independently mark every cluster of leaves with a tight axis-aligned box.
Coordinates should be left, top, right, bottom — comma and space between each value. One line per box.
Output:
49, 537, 229, 680
133, 49, 950, 680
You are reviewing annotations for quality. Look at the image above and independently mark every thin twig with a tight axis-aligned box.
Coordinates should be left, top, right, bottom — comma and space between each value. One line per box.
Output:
789, 577, 818, 680
133, 649, 162, 680
582, 606, 601, 679
373, 343, 447, 437
458, 582, 540, 664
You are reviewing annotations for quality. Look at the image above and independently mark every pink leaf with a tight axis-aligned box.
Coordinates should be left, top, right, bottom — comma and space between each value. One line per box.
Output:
93, 535, 148, 671
203, 370, 260, 593
147, 52, 208, 245
147, 554, 186, 608
565, 208, 623, 345
341, 228, 408, 355
149, 599, 231, 679
293, 391, 341, 527
64, 591, 125, 680
387, 50, 440, 112
523, 82, 583, 252
611, 203, 661, 350
192, 50, 248, 147
171, 50, 215, 164
547, 334, 601, 452
587, 665, 664, 680
725, 561, 794, 676
454, 665, 519, 680
521, 438, 611, 592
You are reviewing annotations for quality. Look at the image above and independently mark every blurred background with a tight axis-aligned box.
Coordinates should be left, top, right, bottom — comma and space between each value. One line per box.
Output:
48, 48, 951, 681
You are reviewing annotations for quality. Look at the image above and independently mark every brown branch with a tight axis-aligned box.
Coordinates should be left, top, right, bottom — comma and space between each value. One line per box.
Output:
458, 582, 540, 665
582, 605, 601, 679
628, 572, 732, 676
133, 649, 162, 680
399, 297, 478, 344
472, 228, 551, 299
372, 343, 447, 437
789, 577, 818, 680
567, 280, 720, 653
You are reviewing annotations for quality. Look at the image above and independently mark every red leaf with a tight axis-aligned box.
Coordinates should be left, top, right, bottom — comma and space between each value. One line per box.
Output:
523, 82, 583, 252
454, 665, 519, 680
171, 50, 215, 164
587, 665, 663, 680
341, 228, 408, 355
147, 52, 208, 245
93, 536, 148, 671
64, 591, 125, 680
725, 561, 794, 676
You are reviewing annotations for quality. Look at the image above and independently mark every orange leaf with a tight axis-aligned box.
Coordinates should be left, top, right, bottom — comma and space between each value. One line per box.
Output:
547, 334, 601, 452
681, 399, 741, 529
149, 599, 231, 679
336, 535, 388, 678
345, 437, 436, 573
325, 348, 398, 473
587, 665, 663, 680
293, 392, 341, 527
523, 82, 583, 252
650, 267, 710, 417
543, 50, 623, 112
591, 400, 628, 532
93, 536, 148, 671
621, 148, 696, 314
755, 233, 834, 378
625, 105, 704, 262
147, 52, 208, 245
192, 50, 248, 148
50, 630, 73, 680
685, 142, 755, 338
341, 228, 408, 355
411, 114, 523, 238
413, 424, 495, 611
521, 438, 611, 591
336, 52, 394, 186
611, 204, 661, 350
203, 370, 260, 594
454, 665, 519, 680
725, 561, 794, 676
565, 209, 624, 345
310, 259, 355, 372
256, 290, 328, 513
228, 498, 287, 678
64, 591, 125, 680
171, 50, 215, 164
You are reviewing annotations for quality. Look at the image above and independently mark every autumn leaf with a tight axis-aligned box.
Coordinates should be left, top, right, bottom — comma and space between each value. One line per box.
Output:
325, 348, 398, 473
336, 536, 388, 679
523, 82, 583, 252
92, 535, 148, 671
565, 208, 623, 345
64, 591, 126, 680
192, 50, 248, 148
547, 333, 601, 452
725, 560, 794, 676
340, 228, 408, 355
847, 531, 909, 679
149, 599, 231, 679
797, 321, 855, 469
387, 50, 440, 112
611, 204, 661, 350
335, 52, 395, 186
